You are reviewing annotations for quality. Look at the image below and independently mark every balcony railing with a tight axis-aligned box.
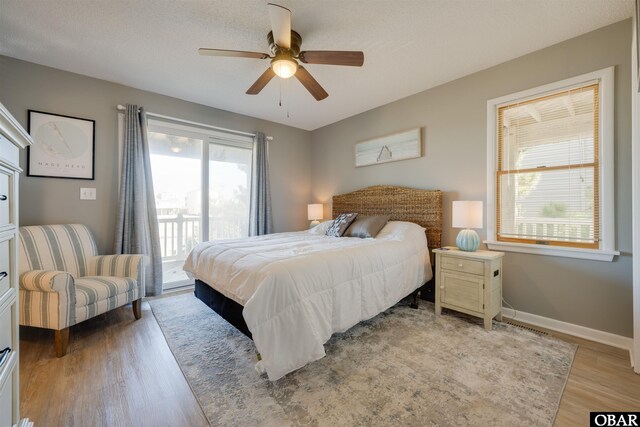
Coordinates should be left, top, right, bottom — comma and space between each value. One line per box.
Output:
158, 214, 201, 260
504, 217, 595, 242
157, 213, 248, 260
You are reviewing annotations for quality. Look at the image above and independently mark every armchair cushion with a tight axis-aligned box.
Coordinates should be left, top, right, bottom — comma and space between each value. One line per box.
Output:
75, 276, 138, 307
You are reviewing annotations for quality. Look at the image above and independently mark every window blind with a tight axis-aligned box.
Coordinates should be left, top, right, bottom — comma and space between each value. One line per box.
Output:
496, 83, 599, 248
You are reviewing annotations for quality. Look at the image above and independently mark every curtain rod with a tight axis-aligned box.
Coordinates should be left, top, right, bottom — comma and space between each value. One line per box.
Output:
116, 105, 273, 141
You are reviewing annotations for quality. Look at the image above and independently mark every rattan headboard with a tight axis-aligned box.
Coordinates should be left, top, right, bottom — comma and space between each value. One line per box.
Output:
332, 185, 442, 250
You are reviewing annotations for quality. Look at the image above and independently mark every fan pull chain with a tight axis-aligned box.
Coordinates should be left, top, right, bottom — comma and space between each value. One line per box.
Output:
279, 79, 282, 107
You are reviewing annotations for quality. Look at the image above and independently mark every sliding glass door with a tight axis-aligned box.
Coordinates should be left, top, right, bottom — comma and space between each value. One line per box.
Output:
208, 142, 252, 240
148, 121, 253, 290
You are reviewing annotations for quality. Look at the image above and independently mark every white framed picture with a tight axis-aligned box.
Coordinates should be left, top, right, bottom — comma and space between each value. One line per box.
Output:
354, 128, 422, 167
27, 110, 95, 179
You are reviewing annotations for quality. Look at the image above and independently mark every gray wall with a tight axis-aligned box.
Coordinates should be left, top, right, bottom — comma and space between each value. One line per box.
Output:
1, 20, 633, 337
0, 56, 312, 254
310, 20, 633, 337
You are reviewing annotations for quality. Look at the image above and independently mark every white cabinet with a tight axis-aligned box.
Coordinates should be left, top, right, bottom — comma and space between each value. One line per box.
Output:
434, 247, 504, 330
0, 102, 32, 426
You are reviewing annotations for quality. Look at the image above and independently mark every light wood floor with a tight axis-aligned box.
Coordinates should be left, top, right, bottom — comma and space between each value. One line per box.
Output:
549, 328, 640, 426
20, 296, 640, 427
20, 299, 209, 427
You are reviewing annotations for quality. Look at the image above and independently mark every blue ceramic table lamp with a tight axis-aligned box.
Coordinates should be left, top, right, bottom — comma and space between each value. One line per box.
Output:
452, 201, 483, 251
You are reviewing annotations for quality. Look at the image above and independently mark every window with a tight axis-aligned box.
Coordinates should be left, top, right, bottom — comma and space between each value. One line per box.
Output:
498, 84, 599, 247
147, 119, 253, 288
486, 67, 618, 261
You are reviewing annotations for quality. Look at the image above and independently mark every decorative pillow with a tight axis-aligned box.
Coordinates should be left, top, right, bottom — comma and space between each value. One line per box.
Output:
308, 220, 334, 235
375, 221, 426, 242
343, 215, 390, 238
326, 213, 358, 237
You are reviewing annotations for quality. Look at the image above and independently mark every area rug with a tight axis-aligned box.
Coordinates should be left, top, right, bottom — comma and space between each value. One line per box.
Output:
149, 293, 576, 427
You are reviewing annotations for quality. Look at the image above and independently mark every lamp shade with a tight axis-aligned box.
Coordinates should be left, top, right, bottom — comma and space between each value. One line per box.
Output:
452, 201, 483, 229
307, 203, 323, 221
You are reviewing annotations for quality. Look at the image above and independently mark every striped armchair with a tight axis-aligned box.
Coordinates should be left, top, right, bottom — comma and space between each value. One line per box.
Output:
18, 224, 146, 356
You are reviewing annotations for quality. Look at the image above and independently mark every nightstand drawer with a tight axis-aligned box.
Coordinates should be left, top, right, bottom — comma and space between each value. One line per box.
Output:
440, 256, 484, 276
440, 271, 484, 313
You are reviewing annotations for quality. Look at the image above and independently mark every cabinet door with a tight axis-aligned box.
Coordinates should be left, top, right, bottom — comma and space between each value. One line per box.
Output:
0, 167, 12, 232
0, 238, 11, 300
440, 271, 484, 313
0, 308, 11, 354
0, 371, 12, 427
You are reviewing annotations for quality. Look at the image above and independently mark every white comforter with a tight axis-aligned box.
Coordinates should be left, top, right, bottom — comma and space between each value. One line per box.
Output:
183, 221, 431, 381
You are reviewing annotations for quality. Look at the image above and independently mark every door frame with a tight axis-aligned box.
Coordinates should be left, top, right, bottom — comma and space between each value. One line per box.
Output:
146, 119, 254, 290
631, 7, 640, 372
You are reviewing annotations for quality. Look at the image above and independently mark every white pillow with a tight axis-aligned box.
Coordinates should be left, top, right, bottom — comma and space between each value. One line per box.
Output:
308, 220, 333, 235
375, 221, 426, 242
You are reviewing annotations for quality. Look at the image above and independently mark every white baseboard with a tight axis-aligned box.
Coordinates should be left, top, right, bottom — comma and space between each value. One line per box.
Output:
501, 307, 633, 366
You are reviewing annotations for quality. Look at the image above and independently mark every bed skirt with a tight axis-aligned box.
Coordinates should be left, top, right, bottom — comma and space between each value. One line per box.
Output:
194, 280, 252, 339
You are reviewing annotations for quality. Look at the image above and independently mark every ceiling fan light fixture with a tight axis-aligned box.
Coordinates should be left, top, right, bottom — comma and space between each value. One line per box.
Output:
271, 57, 298, 79
200, 4, 364, 100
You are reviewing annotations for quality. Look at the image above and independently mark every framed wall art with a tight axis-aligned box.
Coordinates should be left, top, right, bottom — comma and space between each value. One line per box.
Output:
354, 127, 422, 168
27, 110, 95, 179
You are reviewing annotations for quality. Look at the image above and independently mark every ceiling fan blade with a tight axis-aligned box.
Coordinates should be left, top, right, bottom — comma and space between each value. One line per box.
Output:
295, 66, 328, 101
299, 51, 364, 67
246, 68, 276, 95
267, 3, 291, 48
198, 48, 269, 59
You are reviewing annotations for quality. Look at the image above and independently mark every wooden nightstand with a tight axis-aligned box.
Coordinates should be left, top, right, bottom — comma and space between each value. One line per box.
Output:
434, 247, 504, 330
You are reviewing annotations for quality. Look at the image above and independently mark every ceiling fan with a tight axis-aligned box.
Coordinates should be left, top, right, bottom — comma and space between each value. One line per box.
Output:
198, 3, 364, 101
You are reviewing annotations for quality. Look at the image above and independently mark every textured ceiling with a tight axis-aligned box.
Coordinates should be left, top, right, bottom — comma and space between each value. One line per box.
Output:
0, 0, 633, 130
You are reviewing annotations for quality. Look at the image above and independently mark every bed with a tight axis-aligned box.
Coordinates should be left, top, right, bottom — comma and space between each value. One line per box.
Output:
184, 185, 442, 380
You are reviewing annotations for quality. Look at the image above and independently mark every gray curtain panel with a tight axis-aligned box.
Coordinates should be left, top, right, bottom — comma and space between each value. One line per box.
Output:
249, 132, 273, 236
114, 104, 163, 296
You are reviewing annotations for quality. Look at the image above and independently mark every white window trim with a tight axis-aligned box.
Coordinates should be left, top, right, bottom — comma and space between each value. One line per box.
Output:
147, 118, 254, 149
117, 111, 255, 180
485, 66, 619, 262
